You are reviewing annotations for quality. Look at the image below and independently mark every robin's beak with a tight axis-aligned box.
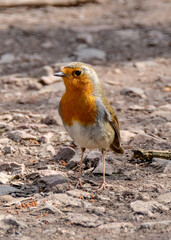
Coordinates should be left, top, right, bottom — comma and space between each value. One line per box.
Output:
54, 71, 66, 77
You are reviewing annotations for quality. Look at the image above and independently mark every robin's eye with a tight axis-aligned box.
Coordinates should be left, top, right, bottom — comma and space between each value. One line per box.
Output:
74, 70, 82, 76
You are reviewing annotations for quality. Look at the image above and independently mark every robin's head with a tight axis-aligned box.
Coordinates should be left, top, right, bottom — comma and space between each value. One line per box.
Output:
55, 62, 102, 95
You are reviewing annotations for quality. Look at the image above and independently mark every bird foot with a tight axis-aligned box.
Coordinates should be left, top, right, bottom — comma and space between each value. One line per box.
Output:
76, 178, 84, 189
97, 180, 107, 191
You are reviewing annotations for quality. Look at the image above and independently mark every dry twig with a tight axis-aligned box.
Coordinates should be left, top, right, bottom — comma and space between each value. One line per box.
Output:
133, 149, 171, 161
0, 0, 97, 7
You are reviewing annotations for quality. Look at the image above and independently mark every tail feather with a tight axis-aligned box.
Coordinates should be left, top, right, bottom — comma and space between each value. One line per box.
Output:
110, 144, 124, 154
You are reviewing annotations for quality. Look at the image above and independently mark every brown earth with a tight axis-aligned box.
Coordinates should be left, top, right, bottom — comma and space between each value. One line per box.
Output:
0, 0, 171, 239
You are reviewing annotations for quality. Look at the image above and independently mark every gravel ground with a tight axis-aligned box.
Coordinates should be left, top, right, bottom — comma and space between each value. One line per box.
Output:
0, 0, 171, 239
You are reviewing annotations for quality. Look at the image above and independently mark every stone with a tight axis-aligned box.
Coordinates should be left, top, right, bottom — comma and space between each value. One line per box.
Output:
66, 155, 80, 169
151, 158, 171, 173
39, 82, 65, 94
75, 48, 106, 62
93, 159, 114, 175
53, 146, 76, 163
147, 30, 166, 46
43, 111, 62, 126
140, 220, 171, 230
13, 112, 29, 121
120, 87, 146, 98
0, 172, 10, 184
41, 116, 58, 125
67, 213, 99, 227
37, 174, 69, 193
19, 53, 42, 64
67, 170, 75, 176
84, 151, 101, 169
0, 195, 14, 204
47, 193, 82, 207
36, 201, 63, 215
8, 130, 37, 142
159, 104, 171, 111
128, 105, 156, 111
18, 123, 47, 130
39, 132, 54, 144
157, 192, 171, 204
134, 60, 157, 70
86, 206, 106, 215
25, 172, 40, 180
41, 65, 54, 76
27, 81, 42, 91
41, 41, 53, 49
67, 189, 91, 199
150, 110, 171, 122
114, 68, 122, 74
130, 131, 165, 147
0, 185, 21, 196
46, 145, 56, 155
148, 30, 165, 41
0, 214, 24, 233
39, 76, 59, 85
98, 222, 134, 232
0, 122, 9, 130
58, 131, 73, 143
0, 114, 13, 122
120, 130, 136, 143
39, 169, 67, 177
96, 195, 110, 202
3, 196, 37, 207
3, 146, 15, 154
81, 200, 91, 209
30, 65, 53, 78
130, 200, 169, 217
0, 162, 25, 174
77, 33, 94, 45
128, 105, 146, 111
83, 167, 94, 175
56, 227, 75, 236
0, 138, 9, 144
0, 53, 15, 64
115, 29, 139, 40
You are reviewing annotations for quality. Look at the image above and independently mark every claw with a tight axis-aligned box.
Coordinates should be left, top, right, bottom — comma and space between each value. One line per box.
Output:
98, 180, 107, 191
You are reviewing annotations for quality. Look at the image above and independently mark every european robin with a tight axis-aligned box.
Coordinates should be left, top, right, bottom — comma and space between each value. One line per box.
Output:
55, 62, 123, 190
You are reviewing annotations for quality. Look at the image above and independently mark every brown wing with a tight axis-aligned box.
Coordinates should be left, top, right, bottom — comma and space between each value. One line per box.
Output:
101, 95, 124, 154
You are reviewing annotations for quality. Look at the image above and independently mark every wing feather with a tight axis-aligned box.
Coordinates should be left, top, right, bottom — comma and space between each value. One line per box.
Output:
100, 95, 124, 154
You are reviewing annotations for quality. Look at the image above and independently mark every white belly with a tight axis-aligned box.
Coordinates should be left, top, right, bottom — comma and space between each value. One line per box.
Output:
64, 121, 114, 150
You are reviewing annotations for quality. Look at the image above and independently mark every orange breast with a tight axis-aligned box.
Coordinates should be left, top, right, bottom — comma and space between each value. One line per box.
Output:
60, 91, 97, 126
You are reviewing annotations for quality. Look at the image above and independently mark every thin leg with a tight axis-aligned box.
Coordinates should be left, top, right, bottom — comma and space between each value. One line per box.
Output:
76, 147, 85, 188
98, 148, 107, 190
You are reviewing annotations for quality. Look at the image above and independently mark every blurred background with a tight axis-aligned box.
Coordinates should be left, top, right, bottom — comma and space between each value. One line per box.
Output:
0, 0, 171, 75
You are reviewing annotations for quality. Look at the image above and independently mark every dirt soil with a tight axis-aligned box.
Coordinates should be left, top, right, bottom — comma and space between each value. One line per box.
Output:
0, 0, 171, 239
